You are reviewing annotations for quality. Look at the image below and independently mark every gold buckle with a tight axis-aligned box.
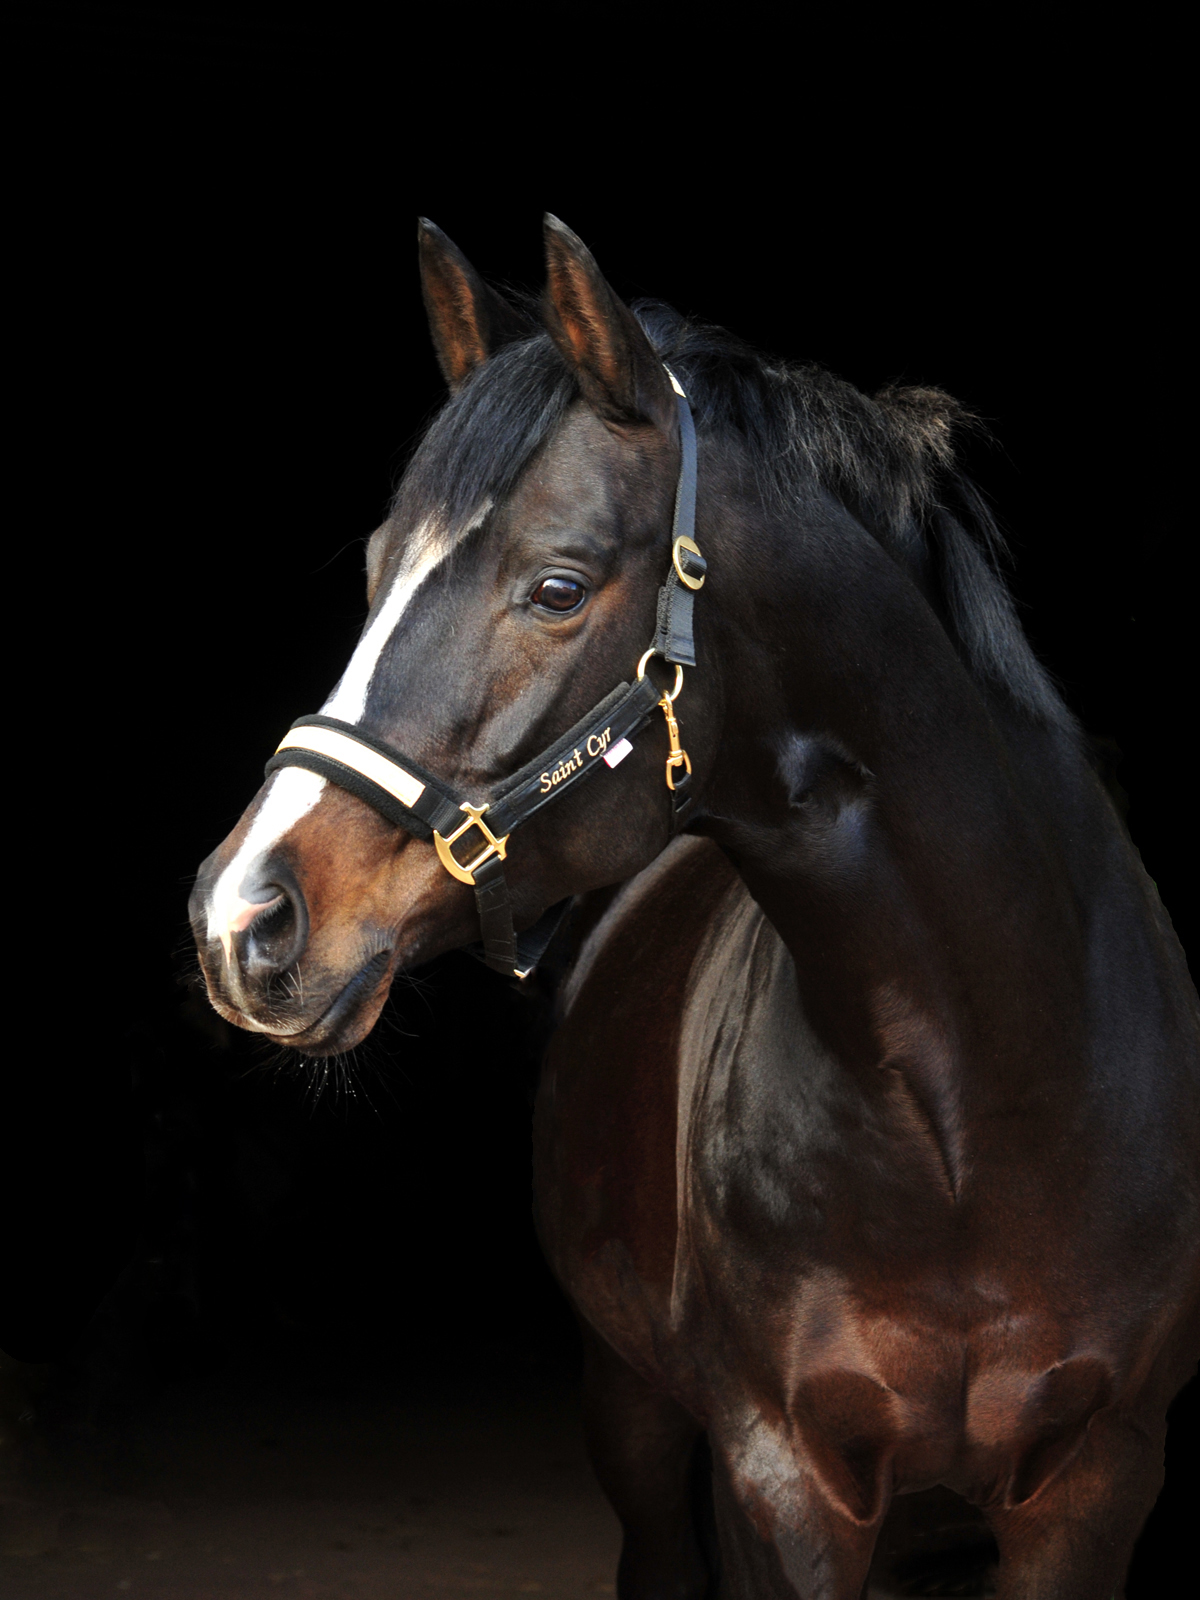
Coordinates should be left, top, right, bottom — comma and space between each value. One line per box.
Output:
672, 535, 705, 591
433, 803, 510, 885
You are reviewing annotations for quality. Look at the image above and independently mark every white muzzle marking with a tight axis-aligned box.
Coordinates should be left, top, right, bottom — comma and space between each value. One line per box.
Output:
206, 767, 325, 960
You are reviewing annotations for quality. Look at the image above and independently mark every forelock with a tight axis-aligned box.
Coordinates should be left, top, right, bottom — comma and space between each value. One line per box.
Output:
391, 333, 579, 536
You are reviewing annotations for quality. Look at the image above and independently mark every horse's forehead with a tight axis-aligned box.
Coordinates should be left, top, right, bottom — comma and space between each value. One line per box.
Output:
502, 408, 655, 533
324, 503, 488, 725
330, 407, 653, 728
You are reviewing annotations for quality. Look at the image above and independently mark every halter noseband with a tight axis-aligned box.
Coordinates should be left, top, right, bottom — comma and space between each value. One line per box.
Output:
265, 368, 705, 978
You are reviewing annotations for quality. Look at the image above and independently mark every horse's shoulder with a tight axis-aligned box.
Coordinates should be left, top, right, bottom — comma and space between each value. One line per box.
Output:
534, 837, 746, 1349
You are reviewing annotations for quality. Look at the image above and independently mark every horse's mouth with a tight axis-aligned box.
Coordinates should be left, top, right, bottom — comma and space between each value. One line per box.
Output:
267, 947, 396, 1056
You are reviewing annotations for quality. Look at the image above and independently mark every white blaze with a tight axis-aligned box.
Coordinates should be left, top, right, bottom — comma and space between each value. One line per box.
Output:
205, 505, 488, 957
321, 517, 457, 721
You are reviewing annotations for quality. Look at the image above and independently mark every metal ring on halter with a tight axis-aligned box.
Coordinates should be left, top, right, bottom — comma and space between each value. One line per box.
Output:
636, 649, 684, 702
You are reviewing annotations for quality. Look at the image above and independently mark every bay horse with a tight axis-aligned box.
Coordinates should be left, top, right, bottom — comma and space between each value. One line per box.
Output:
190, 216, 1200, 1598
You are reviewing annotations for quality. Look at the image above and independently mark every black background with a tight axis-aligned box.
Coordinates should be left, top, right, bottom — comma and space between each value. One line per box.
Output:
8, 8, 1191, 1590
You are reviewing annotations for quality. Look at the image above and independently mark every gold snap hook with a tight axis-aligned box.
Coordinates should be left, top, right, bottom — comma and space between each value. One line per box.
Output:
658, 692, 692, 792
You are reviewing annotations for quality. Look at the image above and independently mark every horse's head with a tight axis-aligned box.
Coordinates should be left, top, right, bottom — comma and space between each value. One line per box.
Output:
190, 218, 714, 1055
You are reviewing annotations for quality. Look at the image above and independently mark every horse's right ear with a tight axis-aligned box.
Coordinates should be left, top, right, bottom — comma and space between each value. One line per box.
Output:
542, 214, 676, 433
417, 219, 533, 392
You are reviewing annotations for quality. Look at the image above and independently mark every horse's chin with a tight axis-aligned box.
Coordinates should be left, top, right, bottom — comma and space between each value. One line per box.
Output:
270, 1003, 387, 1057
205, 948, 397, 1058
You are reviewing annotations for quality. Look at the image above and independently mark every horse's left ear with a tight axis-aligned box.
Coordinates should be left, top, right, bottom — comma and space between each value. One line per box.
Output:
542, 214, 676, 433
418, 218, 534, 392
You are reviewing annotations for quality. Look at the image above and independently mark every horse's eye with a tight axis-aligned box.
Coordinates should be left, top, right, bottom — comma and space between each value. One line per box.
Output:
531, 576, 587, 613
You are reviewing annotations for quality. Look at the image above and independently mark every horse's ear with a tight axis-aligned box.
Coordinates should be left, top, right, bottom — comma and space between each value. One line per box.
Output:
542, 214, 675, 432
417, 218, 533, 392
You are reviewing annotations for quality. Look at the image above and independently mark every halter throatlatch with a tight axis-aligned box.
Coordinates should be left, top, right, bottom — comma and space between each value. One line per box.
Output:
265, 368, 705, 978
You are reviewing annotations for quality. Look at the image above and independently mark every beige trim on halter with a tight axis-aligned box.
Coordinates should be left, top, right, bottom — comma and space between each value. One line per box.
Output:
274, 725, 427, 811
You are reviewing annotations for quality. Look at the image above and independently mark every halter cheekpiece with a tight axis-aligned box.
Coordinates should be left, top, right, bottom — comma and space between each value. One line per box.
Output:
266, 368, 705, 978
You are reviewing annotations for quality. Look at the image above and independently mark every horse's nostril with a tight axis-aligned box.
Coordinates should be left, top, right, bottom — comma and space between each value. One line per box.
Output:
244, 894, 293, 951
229, 893, 285, 935
231, 861, 308, 985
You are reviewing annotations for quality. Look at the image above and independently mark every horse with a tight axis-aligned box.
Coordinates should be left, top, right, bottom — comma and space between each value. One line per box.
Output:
189, 215, 1200, 1598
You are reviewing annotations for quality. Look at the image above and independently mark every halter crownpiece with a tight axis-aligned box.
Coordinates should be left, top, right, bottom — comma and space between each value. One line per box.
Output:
266, 369, 704, 978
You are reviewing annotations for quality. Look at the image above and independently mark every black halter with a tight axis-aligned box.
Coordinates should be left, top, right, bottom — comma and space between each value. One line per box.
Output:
265, 371, 705, 978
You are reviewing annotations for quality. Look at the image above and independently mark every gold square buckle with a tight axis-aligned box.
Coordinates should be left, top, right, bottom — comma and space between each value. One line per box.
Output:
433, 803, 510, 885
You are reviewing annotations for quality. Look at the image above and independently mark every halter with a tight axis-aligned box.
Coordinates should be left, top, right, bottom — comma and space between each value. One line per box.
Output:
265, 368, 705, 978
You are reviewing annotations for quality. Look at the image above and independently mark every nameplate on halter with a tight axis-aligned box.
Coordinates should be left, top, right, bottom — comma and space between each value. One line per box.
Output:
274, 726, 426, 810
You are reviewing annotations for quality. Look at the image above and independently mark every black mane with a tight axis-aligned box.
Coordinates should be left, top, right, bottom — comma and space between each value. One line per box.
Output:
394, 302, 1069, 727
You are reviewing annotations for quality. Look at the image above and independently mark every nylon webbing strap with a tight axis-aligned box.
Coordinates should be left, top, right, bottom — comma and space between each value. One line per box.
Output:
652, 376, 703, 823
265, 677, 661, 978
653, 380, 703, 668
471, 859, 572, 979
485, 677, 660, 835
270, 678, 661, 846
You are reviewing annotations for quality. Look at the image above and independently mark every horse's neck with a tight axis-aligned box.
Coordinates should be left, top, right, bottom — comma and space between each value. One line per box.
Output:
699, 490, 1103, 1097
